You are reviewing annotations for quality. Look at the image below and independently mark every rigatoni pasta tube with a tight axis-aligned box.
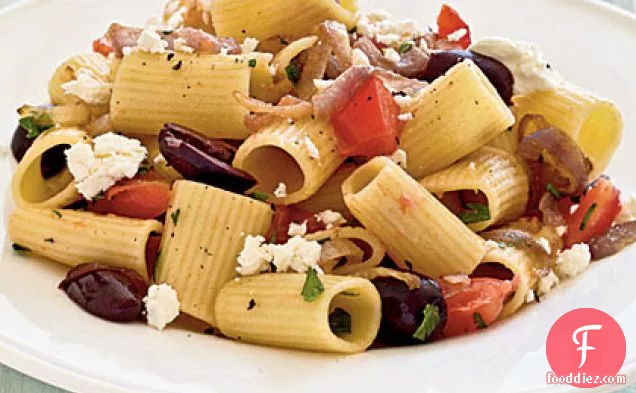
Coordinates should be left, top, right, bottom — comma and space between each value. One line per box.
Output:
8, 207, 161, 279
12, 128, 88, 208
419, 147, 529, 232
342, 157, 487, 278
110, 51, 251, 139
400, 60, 515, 178
212, 0, 357, 41
215, 274, 381, 354
512, 86, 622, 178
293, 163, 357, 219
233, 118, 345, 205
156, 181, 273, 326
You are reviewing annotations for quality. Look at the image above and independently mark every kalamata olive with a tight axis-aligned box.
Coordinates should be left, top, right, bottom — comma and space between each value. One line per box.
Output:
41, 144, 70, 179
420, 50, 514, 105
372, 277, 447, 346
159, 123, 257, 193
10, 125, 33, 162
59, 263, 149, 322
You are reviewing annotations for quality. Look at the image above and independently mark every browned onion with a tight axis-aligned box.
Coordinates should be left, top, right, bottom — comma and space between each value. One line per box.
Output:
481, 228, 552, 276
238, 94, 312, 132
588, 221, 636, 260
296, 42, 332, 99
517, 122, 592, 195
538, 193, 567, 226
318, 21, 352, 78
352, 37, 430, 79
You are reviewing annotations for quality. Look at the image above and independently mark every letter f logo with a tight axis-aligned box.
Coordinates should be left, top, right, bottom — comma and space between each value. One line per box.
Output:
572, 324, 603, 368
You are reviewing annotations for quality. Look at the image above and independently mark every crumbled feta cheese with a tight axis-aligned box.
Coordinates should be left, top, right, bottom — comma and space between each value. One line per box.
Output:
351, 48, 371, 66
143, 284, 180, 330
536, 237, 552, 255
397, 112, 413, 122
536, 270, 560, 297
61, 68, 112, 105
269, 236, 322, 273
526, 289, 537, 304
137, 29, 169, 54
241, 37, 260, 53
383, 48, 401, 63
220, 46, 230, 56
269, 64, 278, 76
65, 133, 147, 199
468, 162, 477, 171
288, 221, 308, 237
273, 182, 287, 198
616, 195, 636, 224
442, 274, 470, 285
305, 137, 320, 159
122, 46, 135, 57
393, 94, 414, 109
315, 210, 346, 229
554, 243, 591, 279
556, 226, 567, 237
314, 79, 335, 93
173, 38, 194, 54
570, 204, 579, 215
389, 148, 408, 170
357, 10, 423, 48
236, 235, 272, 276
485, 239, 502, 251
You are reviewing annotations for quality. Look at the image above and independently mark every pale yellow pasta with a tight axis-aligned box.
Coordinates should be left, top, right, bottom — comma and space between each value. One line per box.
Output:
151, 154, 184, 182
50, 103, 92, 128
512, 86, 623, 178
400, 60, 515, 179
342, 157, 487, 278
419, 146, 529, 232
486, 127, 517, 154
212, 0, 357, 41
110, 51, 251, 139
12, 128, 88, 208
306, 226, 385, 274
215, 274, 381, 354
155, 180, 273, 326
292, 163, 357, 219
233, 117, 345, 205
351, 267, 421, 290
8, 207, 161, 279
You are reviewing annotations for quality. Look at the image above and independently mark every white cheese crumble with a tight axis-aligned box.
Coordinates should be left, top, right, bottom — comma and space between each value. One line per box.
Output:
469, 37, 565, 95
236, 235, 323, 276
554, 243, 591, 279
397, 112, 413, 122
137, 29, 169, 54
536, 269, 560, 297
468, 162, 477, 171
314, 79, 335, 92
556, 226, 567, 237
383, 47, 401, 63
357, 10, 423, 49
305, 137, 320, 159
220, 46, 231, 56
273, 182, 287, 198
393, 94, 415, 109
616, 195, 636, 224
351, 48, 371, 66
526, 289, 537, 304
536, 237, 552, 255
65, 133, 147, 199
143, 284, 180, 330
389, 148, 408, 170
236, 235, 272, 276
241, 37, 260, 53
61, 68, 112, 105
442, 274, 470, 285
122, 46, 135, 57
315, 210, 346, 229
173, 38, 194, 53
288, 221, 308, 237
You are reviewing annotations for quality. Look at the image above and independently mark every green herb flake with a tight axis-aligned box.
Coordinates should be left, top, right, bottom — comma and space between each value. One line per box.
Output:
12, 243, 30, 253
474, 313, 488, 329
52, 210, 62, 219
301, 267, 324, 302
270, 231, 277, 244
580, 203, 598, 231
285, 62, 300, 84
412, 304, 441, 341
329, 308, 352, 334
459, 203, 491, 224
398, 42, 413, 54
153, 248, 163, 282
248, 58, 257, 68
546, 183, 561, 199
248, 192, 270, 202
171, 208, 181, 226
18, 111, 54, 139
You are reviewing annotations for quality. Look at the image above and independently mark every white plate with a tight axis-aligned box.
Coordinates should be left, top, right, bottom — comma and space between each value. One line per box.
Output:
1, 0, 635, 392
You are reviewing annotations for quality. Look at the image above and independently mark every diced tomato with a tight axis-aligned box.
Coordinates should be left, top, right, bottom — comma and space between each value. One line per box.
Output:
145, 234, 162, 279
436, 4, 472, 50
331, 75, 402, 158
439, 277, 514, 338
88, 179, 171, 219
266, 205, 326, 244
92, 37, 113, 57
565, 177, 621, 247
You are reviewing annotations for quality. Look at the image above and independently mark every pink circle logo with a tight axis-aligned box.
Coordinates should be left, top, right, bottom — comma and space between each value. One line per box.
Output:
546, 308, 626, 388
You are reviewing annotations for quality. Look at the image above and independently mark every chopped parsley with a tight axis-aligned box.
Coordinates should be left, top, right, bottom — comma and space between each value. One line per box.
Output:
12, 243, 30, 253
398, 42, 413, 54
248, 58, 257, 68
459, 203, 491, 224
474, 313, 488, 329
329, 308, 352, 334
171, 208, 181, 226
412, 304, 441, 341
248, 192, 270, 202
301, 267, 324, 302
580, 203, 598, 231
52, 210, 62, 219
19, 111, 54, 139
285, 61, 300, 83
546, 183, 561, 199
153, 248, 162, 282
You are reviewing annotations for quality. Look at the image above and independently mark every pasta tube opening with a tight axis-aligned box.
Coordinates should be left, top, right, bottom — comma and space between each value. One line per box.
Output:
239, 146, 305, 195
